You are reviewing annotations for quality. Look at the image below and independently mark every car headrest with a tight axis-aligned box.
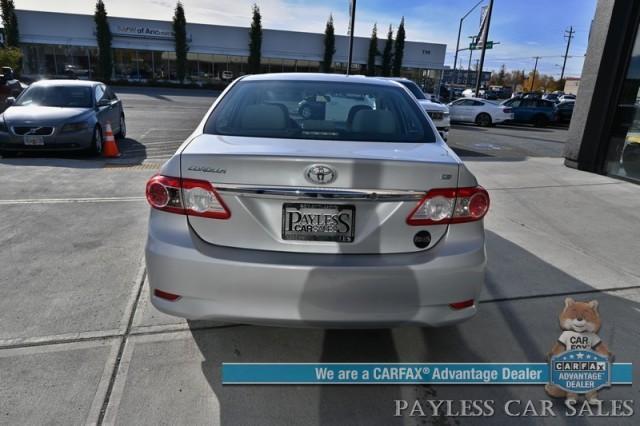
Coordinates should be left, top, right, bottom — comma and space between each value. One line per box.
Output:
347, 105, 373, 126
351, 109, 396, 134
240, 104, 288, 130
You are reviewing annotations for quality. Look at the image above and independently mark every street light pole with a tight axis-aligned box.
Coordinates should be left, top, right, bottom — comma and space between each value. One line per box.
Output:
453, 0, 484, 82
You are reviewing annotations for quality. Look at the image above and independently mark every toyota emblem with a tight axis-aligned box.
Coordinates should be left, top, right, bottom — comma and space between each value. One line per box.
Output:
305, 164, 337, 185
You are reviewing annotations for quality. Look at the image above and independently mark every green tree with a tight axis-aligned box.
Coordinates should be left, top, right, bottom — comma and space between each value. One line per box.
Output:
321, 14, 335, 73
1, 0, 19, 47
173, 2, 188, 83
381, 25, 393, 77
248, 4, 262, 74
365, 23, 378, 76
391, 17, 405, 76
0, 47, 21, 72
94, 0, 113, 81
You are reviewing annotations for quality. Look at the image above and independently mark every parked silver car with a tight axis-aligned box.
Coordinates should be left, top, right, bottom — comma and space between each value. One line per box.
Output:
0, 80, 125, 156
145, 73, 489, 327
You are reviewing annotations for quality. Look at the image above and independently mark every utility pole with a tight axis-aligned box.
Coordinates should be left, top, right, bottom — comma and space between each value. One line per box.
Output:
474, 0, 494, 97
346, 0, 357, 75
560, 25, 575, 81
530, 56, 540, 91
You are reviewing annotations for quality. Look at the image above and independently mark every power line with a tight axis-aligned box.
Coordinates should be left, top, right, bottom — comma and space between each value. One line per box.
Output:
560, 25, 575, 80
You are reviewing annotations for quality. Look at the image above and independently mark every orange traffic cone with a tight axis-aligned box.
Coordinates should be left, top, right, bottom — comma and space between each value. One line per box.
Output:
102, 121, 120, 158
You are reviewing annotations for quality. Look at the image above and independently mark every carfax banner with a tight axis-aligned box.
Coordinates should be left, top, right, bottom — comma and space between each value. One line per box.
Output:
222, 362, 633, 386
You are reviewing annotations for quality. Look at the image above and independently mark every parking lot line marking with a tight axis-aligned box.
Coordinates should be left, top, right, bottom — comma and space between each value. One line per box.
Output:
0, 196, 146, 205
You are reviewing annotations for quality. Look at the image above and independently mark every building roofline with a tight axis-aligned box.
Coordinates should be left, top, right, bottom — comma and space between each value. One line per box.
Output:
15, 8, 446, 48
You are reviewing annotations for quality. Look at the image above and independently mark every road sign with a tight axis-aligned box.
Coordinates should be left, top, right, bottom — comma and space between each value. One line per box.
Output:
470, 41, 493, 50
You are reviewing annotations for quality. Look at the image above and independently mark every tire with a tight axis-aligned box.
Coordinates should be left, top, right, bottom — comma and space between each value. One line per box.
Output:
0, 150, 17, 158
90, 126, 103, 155
533, 115, 549, 127
475, 113, 492, 127
116, 114, 126, 139
299, 105, 313, 119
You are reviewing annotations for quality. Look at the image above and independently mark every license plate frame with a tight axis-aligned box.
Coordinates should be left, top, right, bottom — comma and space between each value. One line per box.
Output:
24, 135, 44, 146
282, 203, 355, 243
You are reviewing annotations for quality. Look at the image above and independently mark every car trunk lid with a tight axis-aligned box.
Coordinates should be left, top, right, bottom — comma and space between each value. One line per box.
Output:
180, 134, 460, 254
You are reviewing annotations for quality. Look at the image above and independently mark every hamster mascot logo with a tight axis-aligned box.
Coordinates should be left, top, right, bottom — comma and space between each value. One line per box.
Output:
545, 298, 612, 404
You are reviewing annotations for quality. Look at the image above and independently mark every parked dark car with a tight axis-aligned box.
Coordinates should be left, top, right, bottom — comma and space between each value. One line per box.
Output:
0, 80, 126, 156
0, 67, 27, 112
554, 101, 575, 123
482, 90, 499, 100
501, 97, 556, 127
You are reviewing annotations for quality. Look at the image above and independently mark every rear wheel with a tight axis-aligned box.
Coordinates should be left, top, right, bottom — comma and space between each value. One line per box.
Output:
90, 126, 103, 155
116, 114, 126, 139
533, 114, 548, 127
475, 113, 492, 127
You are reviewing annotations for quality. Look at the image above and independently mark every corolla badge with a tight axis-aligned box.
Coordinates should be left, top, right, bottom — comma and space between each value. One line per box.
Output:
305, 164, 337, 185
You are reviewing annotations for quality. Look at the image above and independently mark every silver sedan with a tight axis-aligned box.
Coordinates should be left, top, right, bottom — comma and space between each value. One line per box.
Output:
0, 80, 126, 156
145, 73, 489, 328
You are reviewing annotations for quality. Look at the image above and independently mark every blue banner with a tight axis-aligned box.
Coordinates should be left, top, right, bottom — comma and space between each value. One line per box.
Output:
222, 363, 633, 385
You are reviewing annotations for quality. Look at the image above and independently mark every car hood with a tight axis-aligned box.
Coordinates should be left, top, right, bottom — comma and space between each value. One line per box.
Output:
417, 99, 449, 113
2, 105, 92, 124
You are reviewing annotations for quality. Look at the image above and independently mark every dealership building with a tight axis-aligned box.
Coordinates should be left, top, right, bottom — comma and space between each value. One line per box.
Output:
14, 9, 446, 89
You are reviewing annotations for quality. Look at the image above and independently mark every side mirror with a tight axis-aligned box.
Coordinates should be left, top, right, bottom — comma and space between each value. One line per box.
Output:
96, 98, 110, 107
5, 97, 15, 106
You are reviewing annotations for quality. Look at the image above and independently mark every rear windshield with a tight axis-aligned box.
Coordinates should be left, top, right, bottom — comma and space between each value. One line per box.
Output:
16, 85, 93, 108
204, 80, 436, 143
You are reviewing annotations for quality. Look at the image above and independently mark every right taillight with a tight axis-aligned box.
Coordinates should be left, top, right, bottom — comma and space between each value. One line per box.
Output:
406, 186, 489, 225
145, 175, 230, 219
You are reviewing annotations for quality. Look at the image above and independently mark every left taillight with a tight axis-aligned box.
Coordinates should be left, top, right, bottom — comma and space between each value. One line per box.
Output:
145, 175, 230, 219
406, 186, 489, 226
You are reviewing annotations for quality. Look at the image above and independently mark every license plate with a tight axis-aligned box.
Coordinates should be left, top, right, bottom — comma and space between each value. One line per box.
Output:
282, 203, 355, 242
24, 135, 44, 145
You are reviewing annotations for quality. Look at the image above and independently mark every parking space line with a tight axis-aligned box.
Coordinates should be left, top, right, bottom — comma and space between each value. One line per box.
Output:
0, 196, 146, 205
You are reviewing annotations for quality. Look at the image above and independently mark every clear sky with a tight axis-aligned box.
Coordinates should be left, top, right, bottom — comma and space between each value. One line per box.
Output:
15, 0, 598, 78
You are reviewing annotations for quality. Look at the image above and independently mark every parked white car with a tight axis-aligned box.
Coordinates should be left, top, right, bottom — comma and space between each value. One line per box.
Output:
377, 78, 450, 140
462, 88, 484, 98
447, 97, 514, 127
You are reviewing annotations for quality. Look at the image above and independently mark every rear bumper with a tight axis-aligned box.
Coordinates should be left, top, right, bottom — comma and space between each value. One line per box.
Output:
145, 211, 486, 328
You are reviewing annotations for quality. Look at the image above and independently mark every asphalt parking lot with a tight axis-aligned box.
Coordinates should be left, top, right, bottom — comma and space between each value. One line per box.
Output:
1, 87, 638, 425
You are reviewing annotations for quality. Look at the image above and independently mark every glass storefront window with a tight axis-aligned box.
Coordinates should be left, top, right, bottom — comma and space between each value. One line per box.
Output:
606, 24, 640, 182
114, 49, 137, 80
228, 55, 246, 79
